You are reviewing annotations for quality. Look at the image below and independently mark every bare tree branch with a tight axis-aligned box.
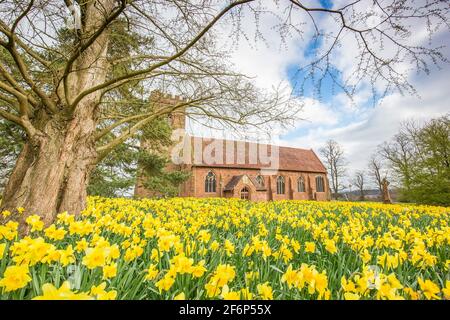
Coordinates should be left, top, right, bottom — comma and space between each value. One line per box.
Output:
69, 0, 256, 110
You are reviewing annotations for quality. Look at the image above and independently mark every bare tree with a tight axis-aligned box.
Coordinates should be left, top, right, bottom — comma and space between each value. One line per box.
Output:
368, 153, 387, 195
352, 170, 365, 201
380, 115, 449, 204
378, 129, 416, 192
320, 139, 347, 199
0, 1, 449, 231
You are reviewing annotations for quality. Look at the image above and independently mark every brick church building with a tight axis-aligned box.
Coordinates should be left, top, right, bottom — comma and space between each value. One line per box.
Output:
135, 93, 331, 201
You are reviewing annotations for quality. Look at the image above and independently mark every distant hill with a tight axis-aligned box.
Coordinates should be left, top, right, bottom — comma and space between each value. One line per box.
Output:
338, 189, 399, 202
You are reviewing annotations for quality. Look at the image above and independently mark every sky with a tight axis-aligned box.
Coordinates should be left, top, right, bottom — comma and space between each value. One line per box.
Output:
186, 0, 450, 188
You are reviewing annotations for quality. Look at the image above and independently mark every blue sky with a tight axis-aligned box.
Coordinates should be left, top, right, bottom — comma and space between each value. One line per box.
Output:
187, 0, 450, 188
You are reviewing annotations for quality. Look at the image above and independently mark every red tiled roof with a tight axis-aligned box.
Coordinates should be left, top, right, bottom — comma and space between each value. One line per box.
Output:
185, 136, 327, 173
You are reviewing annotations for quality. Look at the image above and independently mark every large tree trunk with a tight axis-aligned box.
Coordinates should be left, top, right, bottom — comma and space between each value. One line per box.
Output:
1, 1, 114, 234
1, 109, 98, 234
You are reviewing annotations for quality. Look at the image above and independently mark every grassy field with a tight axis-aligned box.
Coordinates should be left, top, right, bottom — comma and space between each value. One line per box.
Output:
0, 197, 449, 300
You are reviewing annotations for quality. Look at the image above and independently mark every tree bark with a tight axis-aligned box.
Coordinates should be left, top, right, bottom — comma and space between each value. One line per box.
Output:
1, 0, 114, 234
1, 110, 98, 234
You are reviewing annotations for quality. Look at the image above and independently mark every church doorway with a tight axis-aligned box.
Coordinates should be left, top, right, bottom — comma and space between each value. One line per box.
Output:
240, 187, 250, 200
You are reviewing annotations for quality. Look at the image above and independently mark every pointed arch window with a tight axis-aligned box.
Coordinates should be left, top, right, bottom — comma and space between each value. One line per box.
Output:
316, 176, 325, 192
276, 176, 285, 194
298, 177, 306, 192
256, 175, 265, 187
205, 171, 216, 193
240, 187, 250, 200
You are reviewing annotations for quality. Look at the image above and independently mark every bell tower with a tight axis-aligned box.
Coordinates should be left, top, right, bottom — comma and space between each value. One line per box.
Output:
150, 91, 186, 130
134, 91, 187, 198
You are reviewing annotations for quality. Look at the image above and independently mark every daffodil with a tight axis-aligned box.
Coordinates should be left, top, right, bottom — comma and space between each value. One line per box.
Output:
145, 264, 159, 281
281, 265, 299, 288
59, 245, 75, 266
257, 282, 273, 300
103, 263, 117, 279
174, 292, 185, 300
156, 274, 175, 292
210, 240, 220, 251
220, 285, 240, 300
75, 238, 89, 252
211, 264, 235, 287
33, 281, 92, 300
197, 230, 211, 243
2, 210, 11, 218
344, 292, 360, 300
44, 224, 66, 241
82, 247, 107, 269
0, 265, 31, 292
0, 196, 447, 300
224, 239, 235, 256
205, 281, 221, 298
0, 243, 6, 258
304, 241, 316, 253
191, 260, 207, 278
324, 239, 338, 254
90, 282, 117, 300
25, 215, 44, 232
418, 277, 440, 300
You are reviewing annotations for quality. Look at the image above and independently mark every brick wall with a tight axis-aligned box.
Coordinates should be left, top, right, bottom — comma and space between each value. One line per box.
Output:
183, 166, 329, 201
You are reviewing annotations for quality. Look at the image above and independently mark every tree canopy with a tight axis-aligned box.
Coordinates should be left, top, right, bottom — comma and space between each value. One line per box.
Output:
380, 115, 450, 206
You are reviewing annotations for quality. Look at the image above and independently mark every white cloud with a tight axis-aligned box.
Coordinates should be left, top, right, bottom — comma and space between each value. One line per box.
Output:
281, 64, 450, 186
295, 98, 340, 127
222, 3, 315, 90
188, 1, 450, 189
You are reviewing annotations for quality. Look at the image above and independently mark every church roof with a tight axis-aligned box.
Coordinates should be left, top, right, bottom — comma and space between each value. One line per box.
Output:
223, 175, 243, 191
185, 136, 327, 173
223, 175, 267, 192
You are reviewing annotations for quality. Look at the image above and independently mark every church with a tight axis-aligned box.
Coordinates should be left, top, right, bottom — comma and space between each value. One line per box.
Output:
134, 93, 331, 201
